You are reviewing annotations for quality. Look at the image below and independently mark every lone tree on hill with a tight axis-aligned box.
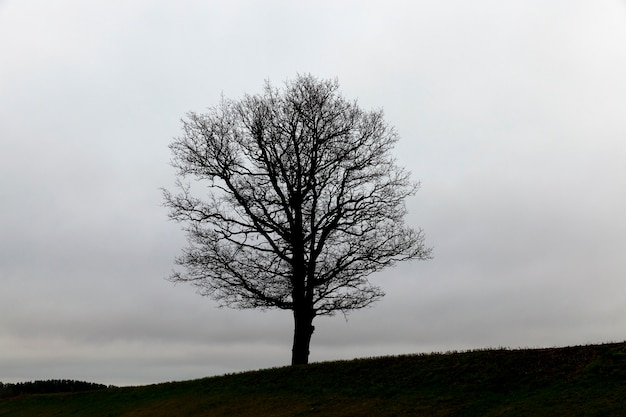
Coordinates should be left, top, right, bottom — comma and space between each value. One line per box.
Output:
163, 74, 432, 365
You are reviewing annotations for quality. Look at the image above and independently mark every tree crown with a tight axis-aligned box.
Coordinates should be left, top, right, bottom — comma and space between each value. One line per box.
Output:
164, 74, 431, 316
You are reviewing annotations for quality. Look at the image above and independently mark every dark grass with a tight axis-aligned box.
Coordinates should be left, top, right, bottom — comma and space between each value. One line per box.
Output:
2, 342, 625, 416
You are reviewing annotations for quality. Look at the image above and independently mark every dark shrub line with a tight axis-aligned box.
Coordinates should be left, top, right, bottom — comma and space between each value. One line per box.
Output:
0, 379, 113, 398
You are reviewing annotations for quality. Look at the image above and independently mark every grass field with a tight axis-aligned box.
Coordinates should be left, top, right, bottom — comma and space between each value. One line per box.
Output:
1, 342, 625, 416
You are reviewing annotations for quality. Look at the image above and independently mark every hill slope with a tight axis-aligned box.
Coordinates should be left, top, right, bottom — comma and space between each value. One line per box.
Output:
1, 342, 625, 416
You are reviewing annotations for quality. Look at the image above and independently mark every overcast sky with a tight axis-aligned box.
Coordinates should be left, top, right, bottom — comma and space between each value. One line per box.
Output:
1, 0, 626, 386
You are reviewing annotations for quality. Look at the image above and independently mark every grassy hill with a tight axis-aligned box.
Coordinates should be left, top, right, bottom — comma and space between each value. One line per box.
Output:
1, 342, 625, 417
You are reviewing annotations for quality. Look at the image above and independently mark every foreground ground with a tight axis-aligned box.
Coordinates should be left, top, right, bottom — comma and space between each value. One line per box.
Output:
1, 342, 625, 416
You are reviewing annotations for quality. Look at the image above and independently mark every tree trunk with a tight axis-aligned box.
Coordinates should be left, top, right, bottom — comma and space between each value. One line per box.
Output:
291, 308, 315, 365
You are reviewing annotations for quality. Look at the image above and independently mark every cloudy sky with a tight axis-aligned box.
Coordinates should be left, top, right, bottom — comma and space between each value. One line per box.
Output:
2, 0, 626, 386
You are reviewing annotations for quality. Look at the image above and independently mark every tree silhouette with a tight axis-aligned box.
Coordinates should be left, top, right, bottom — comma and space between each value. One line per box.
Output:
163, 74, 431, 365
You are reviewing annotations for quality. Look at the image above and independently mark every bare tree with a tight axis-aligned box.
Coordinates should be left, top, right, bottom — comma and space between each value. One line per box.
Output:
163, 75, 432, 365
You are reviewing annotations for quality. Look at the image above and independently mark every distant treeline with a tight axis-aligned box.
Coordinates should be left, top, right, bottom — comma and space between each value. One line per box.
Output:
0, 380, 113, 398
